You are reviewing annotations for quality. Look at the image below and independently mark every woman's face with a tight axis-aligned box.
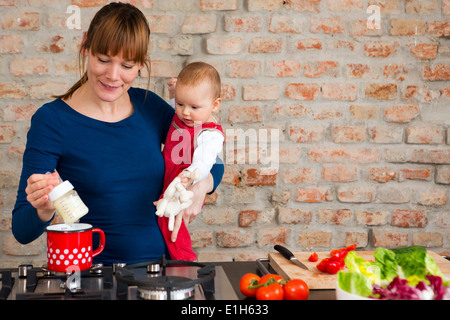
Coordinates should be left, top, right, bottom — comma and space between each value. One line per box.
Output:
86, 50, 141, 103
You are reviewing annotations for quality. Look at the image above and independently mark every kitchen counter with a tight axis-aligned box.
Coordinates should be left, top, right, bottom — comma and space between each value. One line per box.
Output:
215, 260, 336, 300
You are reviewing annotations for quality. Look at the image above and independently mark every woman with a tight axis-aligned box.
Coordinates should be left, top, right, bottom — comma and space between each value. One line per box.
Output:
11, 3, 223, 264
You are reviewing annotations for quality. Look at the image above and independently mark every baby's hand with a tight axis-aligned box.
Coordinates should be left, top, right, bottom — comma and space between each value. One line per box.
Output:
167, 78, 177, 99
179, 169, 200, 188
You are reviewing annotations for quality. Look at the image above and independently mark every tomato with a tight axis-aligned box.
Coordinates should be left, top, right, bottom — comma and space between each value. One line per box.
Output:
256, 282, 284, 300
330, 248, 348, 261
239, 273, 260, 297
258, 274, 283, 285
283, 279, 309, 300
325, 260, 341, 274
346, 244, 357, 251
316, 258, 329, 273
308, 252, 318, 262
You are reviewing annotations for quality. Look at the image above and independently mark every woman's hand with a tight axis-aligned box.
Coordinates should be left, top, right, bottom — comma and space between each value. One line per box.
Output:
170, 173, 213, 242
25, 172, 60, 222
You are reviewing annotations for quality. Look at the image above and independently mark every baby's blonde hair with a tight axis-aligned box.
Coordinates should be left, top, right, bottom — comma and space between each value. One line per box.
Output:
177, 62, 221, 100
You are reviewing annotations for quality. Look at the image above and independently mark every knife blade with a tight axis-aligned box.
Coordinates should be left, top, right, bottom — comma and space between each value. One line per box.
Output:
274, 245, 309, 270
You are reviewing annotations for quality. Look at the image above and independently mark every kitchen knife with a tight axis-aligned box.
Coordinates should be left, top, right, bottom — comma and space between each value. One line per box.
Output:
274, 245, 309, 270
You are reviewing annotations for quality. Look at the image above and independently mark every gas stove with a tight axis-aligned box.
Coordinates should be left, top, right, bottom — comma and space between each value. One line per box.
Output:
0, 257, 238, 300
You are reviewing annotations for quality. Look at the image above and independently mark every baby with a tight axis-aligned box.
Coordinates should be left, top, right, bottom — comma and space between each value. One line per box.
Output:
156, 62, 224, 261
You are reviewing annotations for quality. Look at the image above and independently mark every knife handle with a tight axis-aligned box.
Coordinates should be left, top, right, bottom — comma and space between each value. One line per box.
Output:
274, 245, 295, 260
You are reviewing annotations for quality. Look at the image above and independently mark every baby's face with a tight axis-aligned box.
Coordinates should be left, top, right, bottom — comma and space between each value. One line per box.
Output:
174, 81, 221, 127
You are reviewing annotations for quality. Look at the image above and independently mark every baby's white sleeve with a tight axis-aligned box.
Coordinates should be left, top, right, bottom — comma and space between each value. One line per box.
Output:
185, 130, 224, 183
168, 98, 175, 109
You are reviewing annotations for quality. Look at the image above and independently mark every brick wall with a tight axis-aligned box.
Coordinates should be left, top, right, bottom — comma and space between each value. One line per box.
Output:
0, 0, 449, 267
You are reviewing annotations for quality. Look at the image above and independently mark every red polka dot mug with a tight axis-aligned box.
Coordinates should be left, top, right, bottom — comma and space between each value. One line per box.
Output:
46, 223, 105, 273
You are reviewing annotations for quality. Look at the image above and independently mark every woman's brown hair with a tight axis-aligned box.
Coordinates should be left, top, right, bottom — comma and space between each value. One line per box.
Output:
54, 3, 151, 100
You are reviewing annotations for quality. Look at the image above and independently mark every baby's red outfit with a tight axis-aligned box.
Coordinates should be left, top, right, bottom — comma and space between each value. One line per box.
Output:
158, 114, 223, 261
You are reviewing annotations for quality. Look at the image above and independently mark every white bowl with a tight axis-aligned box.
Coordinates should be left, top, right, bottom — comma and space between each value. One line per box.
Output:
335, 284, 374, 300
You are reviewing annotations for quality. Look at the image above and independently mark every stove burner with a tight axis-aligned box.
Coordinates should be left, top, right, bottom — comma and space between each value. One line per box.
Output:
137, 276, 195, 300
115, 258, 215, 300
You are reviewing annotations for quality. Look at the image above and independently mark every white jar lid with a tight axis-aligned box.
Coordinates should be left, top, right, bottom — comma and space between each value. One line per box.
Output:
48, 180, 74, 202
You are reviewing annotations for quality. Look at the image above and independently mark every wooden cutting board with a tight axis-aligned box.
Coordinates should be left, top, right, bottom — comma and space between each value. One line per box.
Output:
269, 250, 450, 290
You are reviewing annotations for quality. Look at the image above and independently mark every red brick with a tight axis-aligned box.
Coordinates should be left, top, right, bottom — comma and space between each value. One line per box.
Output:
278, 208, 313, 225
225, 60, 261, 78
407, 125, 444, 144
333, 126, 366, 143
191, 230, 213, 248
256, 228, 289, 248
147, 15, 176, 34
0, 126, 16, 143
337, 185, 374, 203
149, 60, 178, 77
294, 38, 322, 50
310, 17, 345, 34
346, 64, 379, 79
0, 34, 23, 53
296, 186, 333, 203
216, 229, 253, 247
10, 58, 48, 76
405, 0, 438, 13
402, 85, 441, 103
318, 209, 352, 225
269, 15, 303, 34
410, 149, 450, 164
312, 106, 343, 120
373, 230, 408, 248
412, 232, 443, 248
421, 64, 450, 81
265, 60, 301, 77
309, 147, 381, 163
415, 188, 447, 206
182, 14, 216, 34
289, 125, 325, 143
350, 19, 383, 36
2, 104, 38, 121
350, 105, 378, 120
239, 210, 259, 227
0, 83, 26, 99
228, 105, 263, 123
390, 19, 426, 36
369, 125, 403, 143
365, 83, 397, 100
287, 0, 321, 12
244, 168, 277, 186
297, 230, 332, 248
355, 210, 389, 226
303, 61, 339, 78
368, 0, 401, 14
224, 15, 262, 32
322, 165, 357, 182
364, 41, 399, 57
243, 84, 279, 101
392, 209, 427, 228
384, 105, 420, 122
383, 64, 407, 81
399, 168, 432, 181
249, 38, 282, 53
285, 83, 320, 101
328, 0, 363, 11
407, 43, 438, 59
368, 167, 397, 182
272, 104, 308, 118
221, 83, 236, 100
436, 166, 450, 184
282, 167, 316, 183
206, 37, 243, 54
248, 0, 283, 11
322, 83, 357, 101
426, 21, 450, 36
200, 0, 238, 10
1, 12, 39, 30
444, 0, 450, 14
71, 0, 108, 7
